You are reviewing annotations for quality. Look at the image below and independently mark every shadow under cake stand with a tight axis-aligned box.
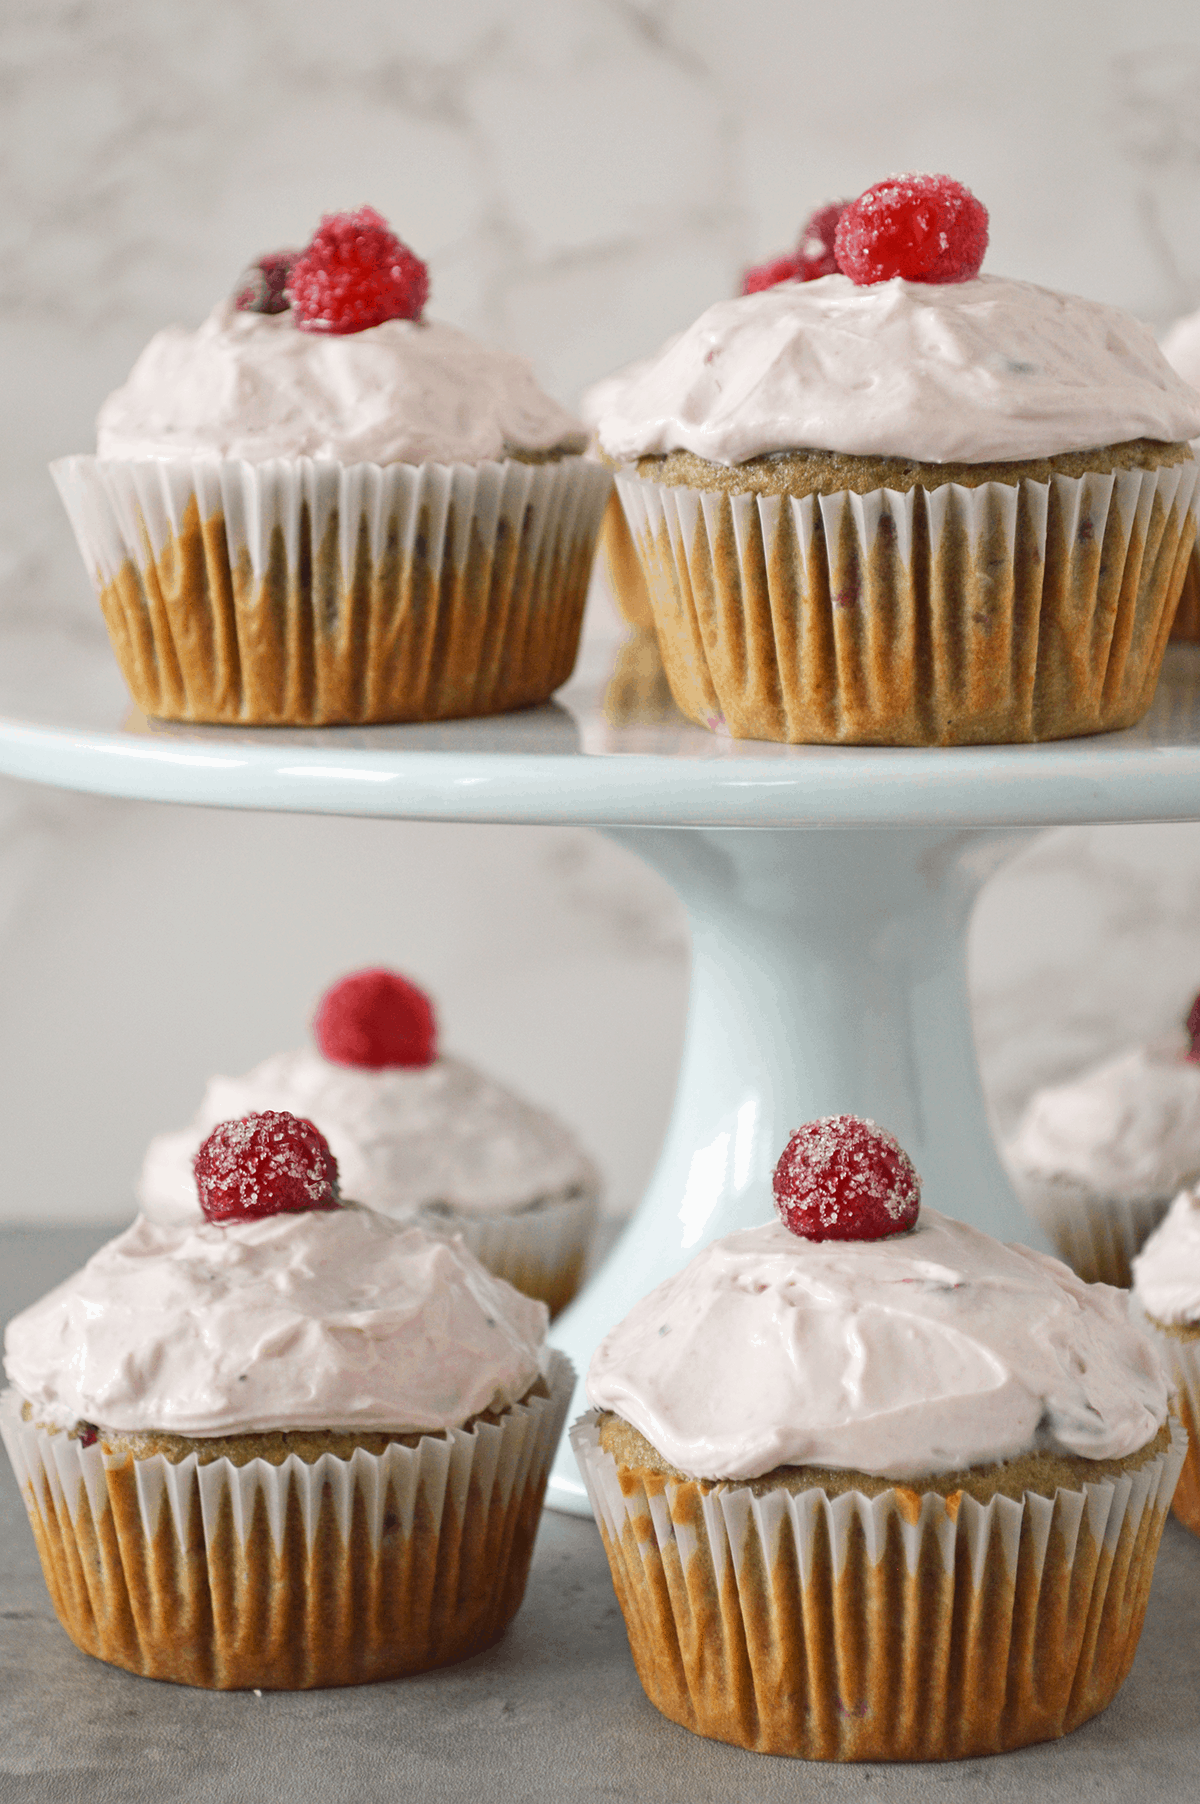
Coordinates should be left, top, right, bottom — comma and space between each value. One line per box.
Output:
4, 626, 1200, 1515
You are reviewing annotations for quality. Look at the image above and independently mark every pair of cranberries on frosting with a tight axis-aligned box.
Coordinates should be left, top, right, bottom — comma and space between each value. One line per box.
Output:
235, 206, 429, 335
742, 173, 988, 296
772, 1114, 920, 1242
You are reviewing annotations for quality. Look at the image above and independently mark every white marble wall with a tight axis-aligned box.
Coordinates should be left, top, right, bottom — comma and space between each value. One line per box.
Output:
3, 0, 1200, 1223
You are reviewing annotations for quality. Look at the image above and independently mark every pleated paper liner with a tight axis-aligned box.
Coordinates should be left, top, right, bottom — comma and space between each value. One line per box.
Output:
1133, 1311, 1200, 1538
571, 1412, 1186, 1762
1169, 547, 1200, 641
0, 1351, 572, 1690
597, 487, 656, 632
50, 455, 612, 725
1013, 1173, 1173, 1289
615, 461, 1200, 744
414, 1181, 601, 1318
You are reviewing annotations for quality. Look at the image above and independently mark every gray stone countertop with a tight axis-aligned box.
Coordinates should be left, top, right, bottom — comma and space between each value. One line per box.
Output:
2, 1227, 1198, 1804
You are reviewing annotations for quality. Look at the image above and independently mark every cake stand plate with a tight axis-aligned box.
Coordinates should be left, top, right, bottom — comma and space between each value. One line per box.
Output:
4, 626, 1200, 1516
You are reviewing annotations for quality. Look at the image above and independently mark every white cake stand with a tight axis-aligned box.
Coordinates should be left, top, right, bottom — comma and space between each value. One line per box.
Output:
4, 624, 1200, 1514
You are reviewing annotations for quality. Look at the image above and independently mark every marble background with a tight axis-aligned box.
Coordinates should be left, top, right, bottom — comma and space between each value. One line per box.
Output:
3, 0, 1200, 1224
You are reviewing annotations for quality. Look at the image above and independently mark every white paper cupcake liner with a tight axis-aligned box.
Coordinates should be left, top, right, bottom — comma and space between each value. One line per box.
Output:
616, 460, 1199, 744
1133, 1312, 1200, 1536
51, 454, 611, 724
415, 1180, 600, 1318
1014, 1172, 1173, 1288
571, 1411, 1185, 1761
0, 1350, 572, 1689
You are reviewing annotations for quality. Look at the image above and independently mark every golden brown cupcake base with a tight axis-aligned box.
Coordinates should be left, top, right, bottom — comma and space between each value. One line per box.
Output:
617, 439, 1198, 745
55, 455, 611, 726
576, 1410, 1184, 1761
1142, 1315, 1200, 1537
3, 1359, 572, 1689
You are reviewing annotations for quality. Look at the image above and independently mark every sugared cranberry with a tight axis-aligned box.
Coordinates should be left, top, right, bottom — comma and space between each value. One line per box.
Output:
795, 201, 846, 281
194, 1112, 339, 1224
1185, 992, 1200, 1062
234, 250, 300, 315
772, 1115, 921, 1241
834, 174, 988, 286
313, 967, 437, 1069
286, 207, 429, 334
741, 252, 803, 295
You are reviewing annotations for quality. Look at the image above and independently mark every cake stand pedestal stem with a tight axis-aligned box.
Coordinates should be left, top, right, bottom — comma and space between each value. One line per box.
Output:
547, 823, 1040, 1514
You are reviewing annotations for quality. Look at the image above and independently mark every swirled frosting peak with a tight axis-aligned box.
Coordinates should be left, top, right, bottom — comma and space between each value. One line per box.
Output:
96, 300, 585, 465
593, 274, 1200, 466
587, 1208, 1168, 1482
3, 1207, 547, 1436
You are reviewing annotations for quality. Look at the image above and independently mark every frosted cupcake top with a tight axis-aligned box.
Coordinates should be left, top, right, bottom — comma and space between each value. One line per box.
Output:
587, 1207, 1169, 1482
1006, 1038, 1200, 1204
3, 1206, 548, 1436
96, 300, 585, 466
593, 274, 1200, 467
1132, 1187, 1200, 1325
138, 1048, 598, 1225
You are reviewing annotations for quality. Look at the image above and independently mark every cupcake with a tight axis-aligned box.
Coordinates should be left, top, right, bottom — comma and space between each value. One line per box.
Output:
1159, 304, 1200, 641
1131, 1187, 1200, 1537
572, 1115, 1182, 1761
583, 203, 848, 639
593, 174, 1200, 745
51, 207, 611, 726
138, 968, 601, 1317
1, 1110, 573, 1688
1006, 995, 1200, 1287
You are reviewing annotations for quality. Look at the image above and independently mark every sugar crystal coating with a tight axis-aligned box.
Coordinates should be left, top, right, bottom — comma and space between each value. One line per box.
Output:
772, 1114, 920, 1241
287, 207, 429, 335
194, 1111, 339, 1223
313, 967, 438, 1070
834, 174, 988, 286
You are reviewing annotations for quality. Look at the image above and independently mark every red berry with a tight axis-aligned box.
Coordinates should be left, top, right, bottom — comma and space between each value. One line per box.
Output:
313, 967, 437, 1069
234, 250, 300, 315
795, 202, 846, 281
834, 174, 988, 287
772, 1115, 920, 1241
286, 207, 429, 335
1185, 992, 1200, 1062
194, 1112, 339, 1224
742, 253, 803, 295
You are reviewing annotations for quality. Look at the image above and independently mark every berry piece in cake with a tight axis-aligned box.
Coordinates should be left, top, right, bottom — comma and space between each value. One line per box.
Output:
834, 174, 988, 286
795, 201, 846, 281
195, 1111, 339, 1223
314, 967, 438, 1069
773, 1114, 921, 1241
1186, 992, 1200, 1062
234, 250, 300, 315
287, 207, 429, 335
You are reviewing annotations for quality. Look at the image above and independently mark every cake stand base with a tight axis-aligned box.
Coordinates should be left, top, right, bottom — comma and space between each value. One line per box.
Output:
547, 823, 1040, 1514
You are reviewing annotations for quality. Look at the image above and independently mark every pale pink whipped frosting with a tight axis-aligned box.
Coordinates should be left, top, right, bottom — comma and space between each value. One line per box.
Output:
1162, 305, 1200, 400
138, 1048, 598, 1227
96, 299, 585, 465
587, 1208, 1168, 1482
1006, 1038, 1200, 1204
1132, 1186, 1200, 1325
3, 1206, 548, 1436
594, 274, 1200, 466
